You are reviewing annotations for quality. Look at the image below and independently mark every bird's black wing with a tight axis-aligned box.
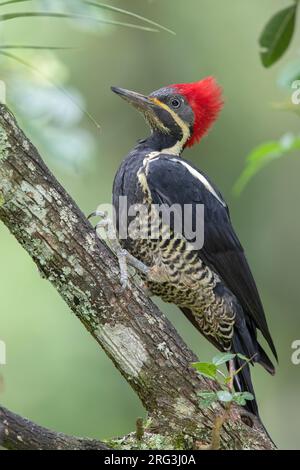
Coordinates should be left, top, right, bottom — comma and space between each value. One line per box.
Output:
146, 155, 277, 360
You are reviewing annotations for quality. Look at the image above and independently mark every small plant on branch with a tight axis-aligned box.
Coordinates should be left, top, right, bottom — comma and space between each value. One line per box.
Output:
192, 353, 255, 449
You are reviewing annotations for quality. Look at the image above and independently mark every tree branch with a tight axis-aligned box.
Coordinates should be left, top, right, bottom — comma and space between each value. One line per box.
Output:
0, 104, 275, 450
0, 405, 109, 450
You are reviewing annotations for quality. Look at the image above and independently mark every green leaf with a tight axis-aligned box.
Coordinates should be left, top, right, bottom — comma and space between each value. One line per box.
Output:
233, 133, 300, 195
191, 362, 217, 380
212, 353, 236, 366
0, 0, 172, 33
84, 0, 175, 35
240, 392, 254, 401
216, 390, 233, 403
199, 400, 215, 409
232, 392, 254, 406
233, 394, 246, 406
0, 12, 159, 32
198, 391, 216, 399
197, 391, 217, 408
0, 0, 174, 34
259, 5, 297, 68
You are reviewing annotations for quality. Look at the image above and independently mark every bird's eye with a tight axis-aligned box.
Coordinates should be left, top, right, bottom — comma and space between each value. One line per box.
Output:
170, 97, 181, 109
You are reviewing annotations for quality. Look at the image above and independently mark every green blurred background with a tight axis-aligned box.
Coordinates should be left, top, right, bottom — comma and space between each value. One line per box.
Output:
1, 0, 300, 450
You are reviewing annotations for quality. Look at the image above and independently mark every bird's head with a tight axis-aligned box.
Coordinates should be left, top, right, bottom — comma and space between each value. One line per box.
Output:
111, 77, 223, 154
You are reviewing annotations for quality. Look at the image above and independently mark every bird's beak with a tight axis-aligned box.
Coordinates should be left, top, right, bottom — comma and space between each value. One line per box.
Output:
111, 86, 161, 114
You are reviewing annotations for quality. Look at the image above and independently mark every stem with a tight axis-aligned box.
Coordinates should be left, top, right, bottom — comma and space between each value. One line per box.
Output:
210, 403, 232, 450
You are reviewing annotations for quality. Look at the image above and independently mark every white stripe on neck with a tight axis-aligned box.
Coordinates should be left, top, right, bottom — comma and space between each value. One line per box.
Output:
150, 98, 190, 156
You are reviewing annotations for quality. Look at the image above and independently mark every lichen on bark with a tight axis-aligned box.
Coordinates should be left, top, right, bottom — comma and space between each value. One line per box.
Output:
0, 124, 10, 161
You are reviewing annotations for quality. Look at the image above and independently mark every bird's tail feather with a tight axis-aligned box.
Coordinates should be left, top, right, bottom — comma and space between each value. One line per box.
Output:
230, 320, 275, 416
257, 343, 275, 375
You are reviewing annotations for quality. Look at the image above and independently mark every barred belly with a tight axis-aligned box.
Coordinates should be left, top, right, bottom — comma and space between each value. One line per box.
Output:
121, 205, 236, 351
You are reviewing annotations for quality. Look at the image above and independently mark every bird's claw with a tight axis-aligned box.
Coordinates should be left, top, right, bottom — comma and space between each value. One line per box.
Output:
87, 209, 107, 221
88, 208, 151, 290
88, 208, 131, 290
118, 248, 130, 291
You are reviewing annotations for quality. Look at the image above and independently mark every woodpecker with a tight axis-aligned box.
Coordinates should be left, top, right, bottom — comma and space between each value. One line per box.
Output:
92, 77, 277, 417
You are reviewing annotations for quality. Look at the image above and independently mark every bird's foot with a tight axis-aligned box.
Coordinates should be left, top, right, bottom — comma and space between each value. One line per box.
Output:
118, 249, 151, 290
88, 209, 150, 290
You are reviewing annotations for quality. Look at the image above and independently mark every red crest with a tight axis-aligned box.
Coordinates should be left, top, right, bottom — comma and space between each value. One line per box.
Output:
171, 77, 223, 147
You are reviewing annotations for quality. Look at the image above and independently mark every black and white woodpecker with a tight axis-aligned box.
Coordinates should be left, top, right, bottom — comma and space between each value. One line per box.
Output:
90, 77, 277, 417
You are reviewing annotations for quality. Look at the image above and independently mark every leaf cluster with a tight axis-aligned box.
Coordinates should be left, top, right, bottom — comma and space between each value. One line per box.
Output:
192, 353, 254, 408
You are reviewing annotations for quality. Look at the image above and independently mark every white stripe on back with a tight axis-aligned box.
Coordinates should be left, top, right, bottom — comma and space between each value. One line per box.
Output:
146, 155, 227, 208
171, 159, 227, 207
